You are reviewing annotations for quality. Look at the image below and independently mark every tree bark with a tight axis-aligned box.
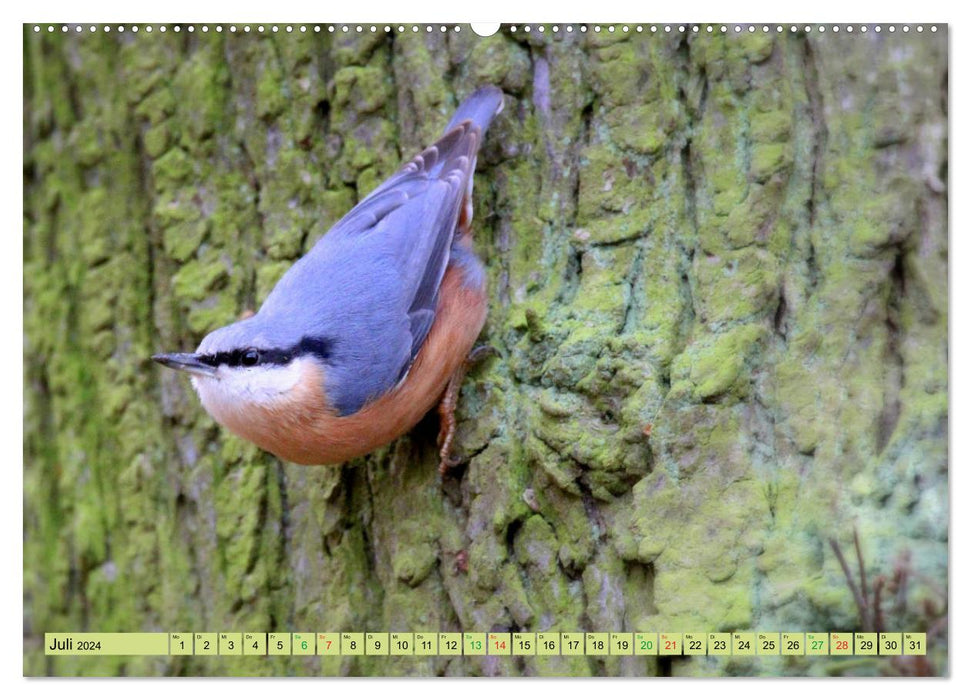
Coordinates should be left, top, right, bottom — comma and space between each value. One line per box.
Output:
24, 24, 948, 676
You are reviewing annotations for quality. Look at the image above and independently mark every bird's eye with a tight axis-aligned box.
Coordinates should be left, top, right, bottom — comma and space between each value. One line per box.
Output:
241, 348, 260, 367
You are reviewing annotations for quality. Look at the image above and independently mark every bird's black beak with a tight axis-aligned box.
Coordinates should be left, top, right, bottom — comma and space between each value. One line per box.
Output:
152, 352, 217, 377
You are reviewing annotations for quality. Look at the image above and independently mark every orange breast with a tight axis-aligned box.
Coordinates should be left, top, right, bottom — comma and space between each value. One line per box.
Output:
225, 253, 488, 465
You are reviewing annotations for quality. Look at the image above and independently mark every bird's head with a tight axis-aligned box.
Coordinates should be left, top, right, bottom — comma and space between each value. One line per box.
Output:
152, 316, 333, 424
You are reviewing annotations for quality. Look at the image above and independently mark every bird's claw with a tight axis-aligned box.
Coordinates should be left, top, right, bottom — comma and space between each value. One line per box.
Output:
466, 344, 499, 365
438, 450, 463, 475
437, 344, 498, 475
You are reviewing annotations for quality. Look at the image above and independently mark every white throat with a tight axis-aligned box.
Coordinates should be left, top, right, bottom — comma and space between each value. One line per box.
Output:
191, 357, 311, 417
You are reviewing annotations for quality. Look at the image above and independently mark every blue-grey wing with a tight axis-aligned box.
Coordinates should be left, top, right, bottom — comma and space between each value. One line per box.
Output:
259, 89, 502, 415
326, 122, 481, 366
327, 88, 504, 358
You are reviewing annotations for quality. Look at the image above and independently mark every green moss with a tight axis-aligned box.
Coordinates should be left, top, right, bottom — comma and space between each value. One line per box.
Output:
171, 255, 229, 301
733, 32, 775, 64
750, 143, 791, 183
152, 147, 194, 184
172, 44, 229, 141
526, 433, 583, 496
143, 121, 171, 158
750, 109, 792, 143
391, 542, 438, 587
72, 120, 106, 167
330, 28, 383, 65
671, 323, 766, 401
605, 105, 667, 155
187, 293, 239, 334
389, 33, 452, 145
468, 35, 531, 91
333, 66, 392, 114
772, 355, 824, 455
255, 59, 288, 119
589, 41, 648, 108
577, 144, 657, 237
162, 220, 209, 262
335, 118, 397, 181
694, 248, 782, 324
133, 84, 176, 124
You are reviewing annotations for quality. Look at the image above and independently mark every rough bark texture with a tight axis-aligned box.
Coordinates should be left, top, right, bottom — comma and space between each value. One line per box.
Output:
23, 25, 948, 676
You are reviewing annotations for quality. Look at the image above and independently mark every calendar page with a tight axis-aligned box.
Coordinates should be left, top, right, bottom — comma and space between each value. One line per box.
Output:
22, 13, 949, 679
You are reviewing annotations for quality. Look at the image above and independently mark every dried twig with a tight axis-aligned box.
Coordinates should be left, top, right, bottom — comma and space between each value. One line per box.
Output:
829, 537, 869, 629
893, 551, 910, 616
830, 529, 945, 676
872, 576, 885, 634
853, 529, 871, 629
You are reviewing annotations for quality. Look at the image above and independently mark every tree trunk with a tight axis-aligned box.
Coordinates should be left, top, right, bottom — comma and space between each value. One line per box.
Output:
24, 24, 948, 676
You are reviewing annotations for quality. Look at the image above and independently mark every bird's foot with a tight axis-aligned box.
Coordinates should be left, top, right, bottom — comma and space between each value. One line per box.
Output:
437, 345, 498, 475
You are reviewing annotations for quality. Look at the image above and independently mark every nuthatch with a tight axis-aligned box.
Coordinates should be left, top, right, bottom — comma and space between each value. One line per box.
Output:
154, 86, 503, 472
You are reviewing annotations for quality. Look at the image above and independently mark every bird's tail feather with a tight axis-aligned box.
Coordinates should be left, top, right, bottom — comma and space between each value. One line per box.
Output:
445, 86, 504, 135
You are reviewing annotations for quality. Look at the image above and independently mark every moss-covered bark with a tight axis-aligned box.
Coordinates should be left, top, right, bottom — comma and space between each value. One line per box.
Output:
24, 25, 947, 676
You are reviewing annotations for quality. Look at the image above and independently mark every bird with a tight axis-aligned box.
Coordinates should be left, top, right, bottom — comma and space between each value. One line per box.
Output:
153, 86, 504, 473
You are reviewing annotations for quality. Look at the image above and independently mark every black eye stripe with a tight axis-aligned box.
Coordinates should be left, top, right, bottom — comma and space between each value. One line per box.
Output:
199, 335, 332, 368
294, 335, 333, 362
256, 348, 295, 364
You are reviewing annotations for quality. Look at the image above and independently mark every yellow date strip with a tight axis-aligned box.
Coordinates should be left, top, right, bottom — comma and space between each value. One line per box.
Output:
46, 633, 169, 656
44, 632, 928, 657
